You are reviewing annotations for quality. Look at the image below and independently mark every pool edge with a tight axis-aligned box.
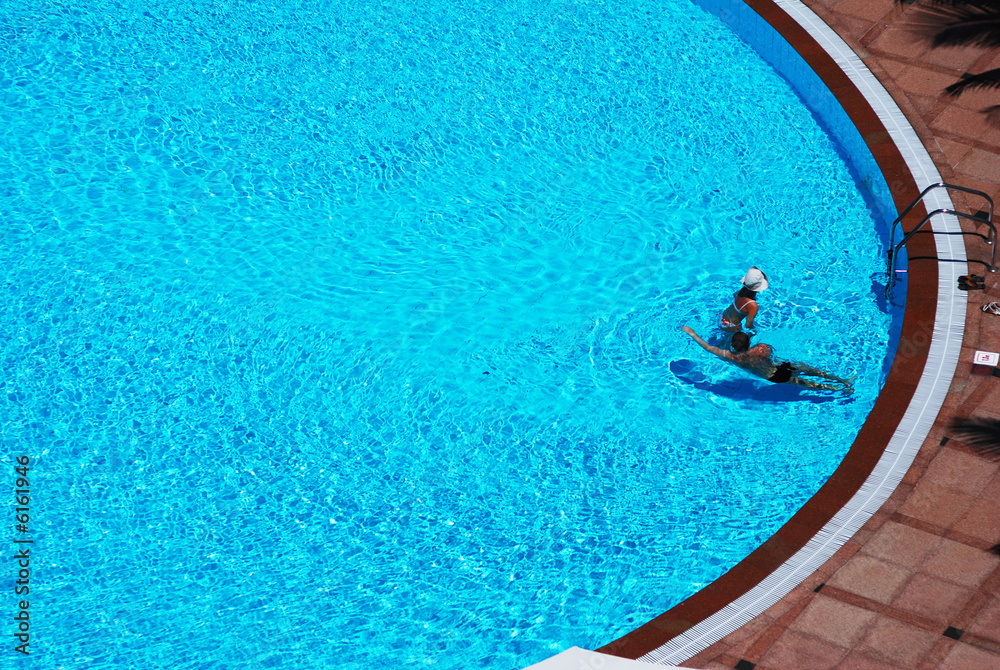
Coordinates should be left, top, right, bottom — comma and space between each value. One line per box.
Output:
591, 0, 966, 663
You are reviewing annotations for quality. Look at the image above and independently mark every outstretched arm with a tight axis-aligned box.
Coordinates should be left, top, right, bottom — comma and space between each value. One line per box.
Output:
681, 326, 734, 362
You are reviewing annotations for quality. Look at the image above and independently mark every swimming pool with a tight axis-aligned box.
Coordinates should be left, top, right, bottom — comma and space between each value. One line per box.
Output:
2, 0, 894, 667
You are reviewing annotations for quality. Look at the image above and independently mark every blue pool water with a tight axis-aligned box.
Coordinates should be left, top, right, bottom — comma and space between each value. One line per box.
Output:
2, 0, 893, 667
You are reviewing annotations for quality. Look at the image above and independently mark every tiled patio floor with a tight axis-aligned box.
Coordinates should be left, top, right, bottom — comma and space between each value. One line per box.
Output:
680, 1, 1000, 668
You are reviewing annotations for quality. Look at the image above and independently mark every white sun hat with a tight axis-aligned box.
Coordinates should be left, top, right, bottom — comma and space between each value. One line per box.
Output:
741, 266, 769, 292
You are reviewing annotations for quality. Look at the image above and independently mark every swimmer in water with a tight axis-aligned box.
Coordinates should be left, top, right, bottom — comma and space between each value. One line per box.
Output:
681, 326, 854, 393
720, 266, 768, 333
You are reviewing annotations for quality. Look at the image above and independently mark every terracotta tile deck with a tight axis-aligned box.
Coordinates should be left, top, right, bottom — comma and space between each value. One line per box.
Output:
674, 1, 1000, 668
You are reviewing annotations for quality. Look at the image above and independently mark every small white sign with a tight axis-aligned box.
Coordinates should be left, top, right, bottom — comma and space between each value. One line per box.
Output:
974, 351, 1000, 366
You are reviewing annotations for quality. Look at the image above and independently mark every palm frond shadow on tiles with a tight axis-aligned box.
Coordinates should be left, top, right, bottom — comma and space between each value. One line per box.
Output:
950, 416, 1000, 458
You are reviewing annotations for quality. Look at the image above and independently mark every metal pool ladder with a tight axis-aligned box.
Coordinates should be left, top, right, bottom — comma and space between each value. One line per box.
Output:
886, 182, 997, 296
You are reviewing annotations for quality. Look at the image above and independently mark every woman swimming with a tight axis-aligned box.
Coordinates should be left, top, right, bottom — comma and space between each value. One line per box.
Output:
720, 266, 768, 332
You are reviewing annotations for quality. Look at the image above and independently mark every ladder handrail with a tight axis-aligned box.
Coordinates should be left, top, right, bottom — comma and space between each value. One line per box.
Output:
886, 183, 997, 300
888, 209, 998, 279
888, 182, 995, 251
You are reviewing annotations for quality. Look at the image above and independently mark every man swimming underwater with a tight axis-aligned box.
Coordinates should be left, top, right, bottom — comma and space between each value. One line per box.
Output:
681, 326, 854, 393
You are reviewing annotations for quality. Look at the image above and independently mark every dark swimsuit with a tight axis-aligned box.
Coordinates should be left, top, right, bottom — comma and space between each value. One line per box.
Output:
768, 361, 796, 384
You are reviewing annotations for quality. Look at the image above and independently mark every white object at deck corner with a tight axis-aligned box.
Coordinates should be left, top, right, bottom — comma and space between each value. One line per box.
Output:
523, 647, 683, 669
974, 351, 999, 366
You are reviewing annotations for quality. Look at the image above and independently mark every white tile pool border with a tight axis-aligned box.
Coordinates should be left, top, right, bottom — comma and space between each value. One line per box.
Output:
635, 0, 968, 665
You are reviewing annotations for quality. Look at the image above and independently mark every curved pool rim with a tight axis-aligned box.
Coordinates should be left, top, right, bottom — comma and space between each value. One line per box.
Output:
595, 0, 967, 664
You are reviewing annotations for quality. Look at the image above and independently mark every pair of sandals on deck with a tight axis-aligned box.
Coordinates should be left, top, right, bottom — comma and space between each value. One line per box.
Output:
959, 274, 1000, 317
960, 274, 986, 290
957, 274, 999, 314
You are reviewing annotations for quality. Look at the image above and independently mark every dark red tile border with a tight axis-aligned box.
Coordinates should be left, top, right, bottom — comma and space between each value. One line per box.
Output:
598, 0, 939, 660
